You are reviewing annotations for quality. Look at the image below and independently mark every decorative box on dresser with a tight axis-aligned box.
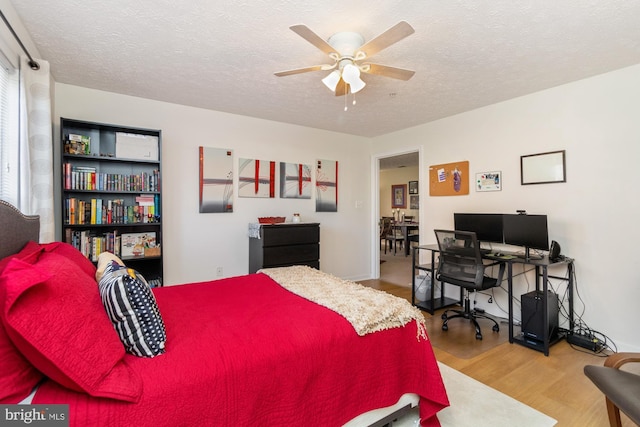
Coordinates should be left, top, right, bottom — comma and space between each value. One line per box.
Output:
249, 223, 320, 273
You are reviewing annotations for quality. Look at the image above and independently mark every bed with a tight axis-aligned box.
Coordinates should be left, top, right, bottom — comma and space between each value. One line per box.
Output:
0, 200, 448, 426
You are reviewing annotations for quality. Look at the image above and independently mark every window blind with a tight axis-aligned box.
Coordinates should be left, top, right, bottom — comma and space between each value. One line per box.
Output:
0, 56, 19, 205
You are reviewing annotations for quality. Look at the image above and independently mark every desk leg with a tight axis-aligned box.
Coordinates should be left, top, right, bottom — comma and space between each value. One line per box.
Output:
541, 265, 550, 356
508, 262, 514, 343
568, 261, 575, 333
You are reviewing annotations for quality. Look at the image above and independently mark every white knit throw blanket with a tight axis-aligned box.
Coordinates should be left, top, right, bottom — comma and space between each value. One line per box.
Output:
259, 265, 427, 341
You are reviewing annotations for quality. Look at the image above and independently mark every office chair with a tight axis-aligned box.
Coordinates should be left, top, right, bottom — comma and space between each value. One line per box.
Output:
584, 352, 640, 427
434, 229, 505, 340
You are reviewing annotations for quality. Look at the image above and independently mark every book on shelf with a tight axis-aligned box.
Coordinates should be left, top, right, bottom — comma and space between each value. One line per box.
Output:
147, 278, 162, 288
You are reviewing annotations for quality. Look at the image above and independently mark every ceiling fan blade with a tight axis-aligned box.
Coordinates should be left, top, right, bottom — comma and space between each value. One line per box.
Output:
357, 21, 415, 58
334, 79, 348, 96
362, 63, 415, 80
289, 24, 336, 55
274, 64, 334, 77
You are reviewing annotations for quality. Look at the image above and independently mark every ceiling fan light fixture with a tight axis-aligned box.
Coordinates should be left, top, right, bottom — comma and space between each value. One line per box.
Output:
341, 63, 366, 93
322, 70, 341, 92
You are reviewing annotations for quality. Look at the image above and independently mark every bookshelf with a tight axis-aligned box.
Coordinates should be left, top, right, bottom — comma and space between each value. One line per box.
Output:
60, 118, 163, 286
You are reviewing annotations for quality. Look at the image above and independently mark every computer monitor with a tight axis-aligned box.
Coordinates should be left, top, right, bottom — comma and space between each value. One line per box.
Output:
502, 214, 549, 259
453, 213, 504, 244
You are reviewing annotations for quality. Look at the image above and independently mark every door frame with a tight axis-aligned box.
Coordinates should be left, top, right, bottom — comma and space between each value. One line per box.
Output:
370, 146, 423, 279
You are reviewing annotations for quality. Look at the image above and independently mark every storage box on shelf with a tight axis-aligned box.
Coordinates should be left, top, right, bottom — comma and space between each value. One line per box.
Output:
60, 118, 163, 286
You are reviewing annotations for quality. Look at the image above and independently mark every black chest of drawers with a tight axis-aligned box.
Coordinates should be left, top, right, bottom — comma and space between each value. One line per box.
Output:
249, 223, 320, 273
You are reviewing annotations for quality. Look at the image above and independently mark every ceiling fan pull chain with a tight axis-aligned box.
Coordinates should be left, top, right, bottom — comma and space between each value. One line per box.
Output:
344, 89, 348, 111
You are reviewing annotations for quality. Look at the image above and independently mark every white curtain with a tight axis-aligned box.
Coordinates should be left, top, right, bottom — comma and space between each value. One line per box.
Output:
19, 55, 54, 242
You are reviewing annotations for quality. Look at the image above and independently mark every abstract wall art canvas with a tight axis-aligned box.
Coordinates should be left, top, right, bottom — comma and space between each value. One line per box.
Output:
238, 158, 276, 198
280, 162, 311, 199
199, 146, 233, 213
316, 159, 338, 212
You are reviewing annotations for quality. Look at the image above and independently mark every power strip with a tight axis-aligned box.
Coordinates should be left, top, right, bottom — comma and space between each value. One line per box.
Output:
567, 333, 602, 352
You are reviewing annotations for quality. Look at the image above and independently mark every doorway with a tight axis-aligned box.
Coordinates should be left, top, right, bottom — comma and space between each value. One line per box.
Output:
373, 149, 421, 286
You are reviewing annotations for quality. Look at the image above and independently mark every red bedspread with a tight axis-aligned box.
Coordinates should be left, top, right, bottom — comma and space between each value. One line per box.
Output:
33, 273, 448, 426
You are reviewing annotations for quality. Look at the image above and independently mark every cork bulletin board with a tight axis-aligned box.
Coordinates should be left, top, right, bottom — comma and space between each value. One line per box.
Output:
429, 160, 469, 196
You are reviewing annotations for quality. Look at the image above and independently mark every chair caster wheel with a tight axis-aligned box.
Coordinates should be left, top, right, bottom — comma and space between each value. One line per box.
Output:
492, 324, 499, 332
441, 313, 447, 320
476, 333, 483, 340
442, 324, 448, 331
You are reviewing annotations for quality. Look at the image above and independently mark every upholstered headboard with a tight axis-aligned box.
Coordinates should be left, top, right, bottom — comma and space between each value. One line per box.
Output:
0, 200, 40, 259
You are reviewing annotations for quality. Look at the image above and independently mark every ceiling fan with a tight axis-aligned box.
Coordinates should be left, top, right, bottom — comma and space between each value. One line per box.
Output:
274, 21, 415, 96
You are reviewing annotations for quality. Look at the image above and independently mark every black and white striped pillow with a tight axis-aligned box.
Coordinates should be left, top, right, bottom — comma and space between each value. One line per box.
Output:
98, 260, 166, 357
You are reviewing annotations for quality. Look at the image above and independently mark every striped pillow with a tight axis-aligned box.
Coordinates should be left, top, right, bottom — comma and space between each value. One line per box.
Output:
98, 260, 166, 357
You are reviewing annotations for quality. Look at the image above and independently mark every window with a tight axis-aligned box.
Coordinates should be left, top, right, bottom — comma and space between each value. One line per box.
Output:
0, 54, 19, 205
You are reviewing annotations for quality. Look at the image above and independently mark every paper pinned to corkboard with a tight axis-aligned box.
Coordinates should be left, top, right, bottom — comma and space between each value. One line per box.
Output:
429, 161, 469, 196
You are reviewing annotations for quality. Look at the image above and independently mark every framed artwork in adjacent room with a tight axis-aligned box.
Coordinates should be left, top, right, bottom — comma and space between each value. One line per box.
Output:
391, 184, 407, 208
408, 180, 419, 194
410, 195, 419, 210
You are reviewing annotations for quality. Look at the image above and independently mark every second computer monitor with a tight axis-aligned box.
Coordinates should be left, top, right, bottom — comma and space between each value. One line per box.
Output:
502, 214, 549, 254
453, 213, 504, 244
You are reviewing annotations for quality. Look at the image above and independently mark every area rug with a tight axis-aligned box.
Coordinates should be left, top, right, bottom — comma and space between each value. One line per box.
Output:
392, 362, 557, 427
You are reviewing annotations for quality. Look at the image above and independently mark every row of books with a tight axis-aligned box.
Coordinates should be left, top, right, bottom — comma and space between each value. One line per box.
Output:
63, 163, 160, 192
65, 229, 121, 261
64, 196, 160, 225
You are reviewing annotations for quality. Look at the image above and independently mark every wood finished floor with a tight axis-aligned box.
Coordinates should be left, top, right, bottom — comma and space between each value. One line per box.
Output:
362, 250, 634, 427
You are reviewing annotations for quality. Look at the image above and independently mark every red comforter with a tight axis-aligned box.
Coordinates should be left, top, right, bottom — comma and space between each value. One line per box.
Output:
33, 273, 448, 426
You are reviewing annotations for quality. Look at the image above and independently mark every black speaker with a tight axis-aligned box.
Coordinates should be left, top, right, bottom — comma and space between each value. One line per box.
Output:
549, 240, 561, 261
521, 290, 559, 341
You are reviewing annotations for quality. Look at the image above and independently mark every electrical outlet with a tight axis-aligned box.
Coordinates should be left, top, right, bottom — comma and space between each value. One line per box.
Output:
216, 267, 223, 277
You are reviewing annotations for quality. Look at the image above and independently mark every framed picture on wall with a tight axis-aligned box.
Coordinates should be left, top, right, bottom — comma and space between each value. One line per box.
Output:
520, 150, 566, 185
410, 195, 419, 210
408, 180, 419, 194
391, 184, 407, 208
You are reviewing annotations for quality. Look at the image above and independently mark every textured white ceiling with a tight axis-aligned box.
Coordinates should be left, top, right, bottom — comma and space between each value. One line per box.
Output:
9, 1, 640, 137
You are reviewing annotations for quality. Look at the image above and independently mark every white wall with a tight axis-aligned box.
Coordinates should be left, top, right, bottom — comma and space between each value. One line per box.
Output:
372, 64, 640, 352
54, 84, 373, 284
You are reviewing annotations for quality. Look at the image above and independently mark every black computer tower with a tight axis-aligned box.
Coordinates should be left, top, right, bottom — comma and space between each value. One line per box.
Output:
521, 290, 559, 341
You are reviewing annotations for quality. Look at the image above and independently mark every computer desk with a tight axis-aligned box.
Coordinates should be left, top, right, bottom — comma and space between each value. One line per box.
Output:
413, 244, 575, 356
485, 253, 575, 356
